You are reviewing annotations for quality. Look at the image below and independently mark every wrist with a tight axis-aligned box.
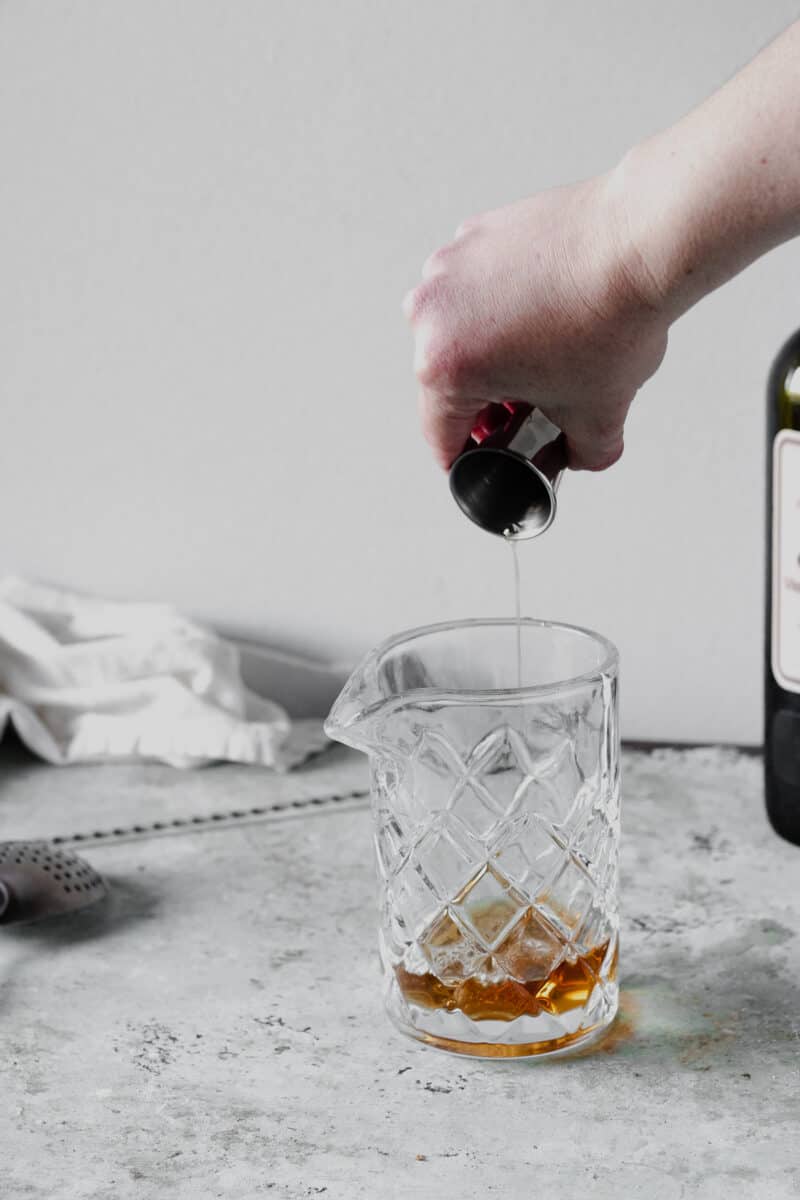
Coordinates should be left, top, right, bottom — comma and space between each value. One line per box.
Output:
603, 141, 697, 323
608, 124, 800, 324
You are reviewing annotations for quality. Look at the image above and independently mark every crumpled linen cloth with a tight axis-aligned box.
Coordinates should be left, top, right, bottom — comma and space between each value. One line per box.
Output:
0, 577, 329, 769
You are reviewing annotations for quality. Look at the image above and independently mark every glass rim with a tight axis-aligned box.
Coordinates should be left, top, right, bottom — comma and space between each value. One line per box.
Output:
367, 616, 619, 705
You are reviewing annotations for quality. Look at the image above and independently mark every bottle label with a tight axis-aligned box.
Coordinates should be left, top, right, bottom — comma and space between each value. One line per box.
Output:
772, 429, 800, 691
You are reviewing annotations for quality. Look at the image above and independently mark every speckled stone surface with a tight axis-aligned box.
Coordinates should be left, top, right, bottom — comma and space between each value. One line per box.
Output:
1, 743, 798, 1199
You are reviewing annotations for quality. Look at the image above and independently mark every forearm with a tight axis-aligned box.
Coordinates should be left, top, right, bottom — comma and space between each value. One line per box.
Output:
612, 20, 800, 318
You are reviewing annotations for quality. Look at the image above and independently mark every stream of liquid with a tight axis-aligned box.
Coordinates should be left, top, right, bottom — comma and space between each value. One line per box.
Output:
508, 538, 522, 687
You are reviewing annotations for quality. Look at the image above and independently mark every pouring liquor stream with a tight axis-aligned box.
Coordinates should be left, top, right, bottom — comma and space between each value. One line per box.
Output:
449, 400, 567, 690
509, 539, 522, 689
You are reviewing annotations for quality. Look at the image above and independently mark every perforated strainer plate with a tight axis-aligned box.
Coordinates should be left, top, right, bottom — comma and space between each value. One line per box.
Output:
0, 841, 107, 925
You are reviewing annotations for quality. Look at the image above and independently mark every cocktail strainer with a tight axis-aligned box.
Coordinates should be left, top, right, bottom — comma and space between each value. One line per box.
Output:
0, 841, 107, 925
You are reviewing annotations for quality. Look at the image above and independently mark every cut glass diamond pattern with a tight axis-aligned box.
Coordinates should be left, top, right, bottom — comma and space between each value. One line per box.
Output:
374, 817, 408, 880
468, 725, 520, 770
530, 741, 583, 816
447, 780, 504, 839
420, 908, 489, 984
512, 775, 564, 827
391, 861, 439, 938
573, 899, 609, 958
407, 730, 467, 823
600, 930, 619, 980
410, 820, 475, 902
492, 906, 565, 984
382, 897, 411, 958
451, 864, 528, 952
571, 809, 617, 886
488, 836, 531, 890
466, 727, 524, 798
489, 812, 563, 892
480, 766, 527, 819
536, 858, 595, 936
388, 760, 429, 828
573, 696, 604, 778
411, 729, 466, 777
561, 777, 599, 835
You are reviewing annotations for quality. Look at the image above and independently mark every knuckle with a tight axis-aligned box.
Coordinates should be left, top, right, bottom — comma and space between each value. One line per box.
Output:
421, 252, 443, 281
422, 244, 455, 279
402, 286, 421, 323
590, 440, 624, 471
403, 278, 441, 324
415, 337, 470, 391
455, 214, 482, 238
566, 426, 624, 472
587, 409, 626, 448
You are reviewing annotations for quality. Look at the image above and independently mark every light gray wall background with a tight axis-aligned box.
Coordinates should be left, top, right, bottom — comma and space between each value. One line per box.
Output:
1, 1, 798, 742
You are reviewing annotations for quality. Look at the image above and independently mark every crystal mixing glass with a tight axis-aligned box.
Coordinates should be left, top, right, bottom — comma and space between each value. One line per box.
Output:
325, 619, 620, 1059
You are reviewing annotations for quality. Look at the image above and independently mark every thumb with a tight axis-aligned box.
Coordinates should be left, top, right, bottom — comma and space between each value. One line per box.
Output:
564, 424, 625, 472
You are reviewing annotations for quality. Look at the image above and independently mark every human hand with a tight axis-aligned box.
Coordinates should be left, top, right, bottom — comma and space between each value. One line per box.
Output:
403, 174, 670, 471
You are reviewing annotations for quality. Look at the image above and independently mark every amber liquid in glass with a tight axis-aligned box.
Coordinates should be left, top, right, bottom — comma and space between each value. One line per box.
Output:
395, 898, 614, 1023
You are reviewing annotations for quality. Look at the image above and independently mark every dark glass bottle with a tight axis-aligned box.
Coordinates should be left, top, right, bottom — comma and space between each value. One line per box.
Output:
765, 328, 800, 845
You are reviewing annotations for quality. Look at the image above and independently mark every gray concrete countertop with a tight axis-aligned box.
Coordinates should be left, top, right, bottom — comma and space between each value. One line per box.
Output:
1, 743, 798, 1200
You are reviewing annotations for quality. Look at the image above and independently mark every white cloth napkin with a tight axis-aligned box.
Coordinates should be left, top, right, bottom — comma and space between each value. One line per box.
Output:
0, 577, 329, 769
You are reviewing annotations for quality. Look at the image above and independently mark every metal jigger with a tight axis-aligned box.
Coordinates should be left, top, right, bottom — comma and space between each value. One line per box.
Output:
449, 402, 567, 539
